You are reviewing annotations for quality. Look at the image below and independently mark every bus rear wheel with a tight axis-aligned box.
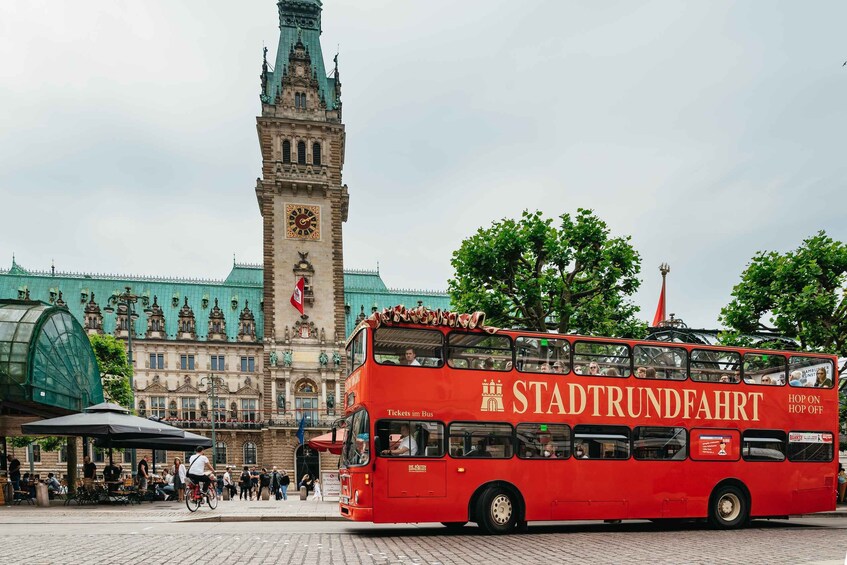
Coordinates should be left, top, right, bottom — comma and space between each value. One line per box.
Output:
476, 487, 518, 535
708, 485, 748, 529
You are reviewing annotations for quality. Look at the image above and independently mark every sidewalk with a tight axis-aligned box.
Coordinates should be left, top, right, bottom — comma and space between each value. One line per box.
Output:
0, 494, 344, 524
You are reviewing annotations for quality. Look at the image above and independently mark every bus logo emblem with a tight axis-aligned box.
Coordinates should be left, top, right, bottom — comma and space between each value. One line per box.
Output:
481, 379, 504, 412
409, 464, 426, 473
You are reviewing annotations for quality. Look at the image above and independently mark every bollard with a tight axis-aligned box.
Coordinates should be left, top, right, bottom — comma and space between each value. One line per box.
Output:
223, 488, 230, 501
2, 481, 12, 506
35, 483, 49, 507
261, 488, 270, 501
299, 486, 308, 500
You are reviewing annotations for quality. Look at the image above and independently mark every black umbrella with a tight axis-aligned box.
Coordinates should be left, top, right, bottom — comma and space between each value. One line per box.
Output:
21, 402, 185, 442
22, 402, 187, 466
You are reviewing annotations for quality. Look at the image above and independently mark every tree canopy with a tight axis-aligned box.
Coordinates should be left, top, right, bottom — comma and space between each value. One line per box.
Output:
89, 334, 134, 410
719, 231, 847, 373
448, 209, 645, 337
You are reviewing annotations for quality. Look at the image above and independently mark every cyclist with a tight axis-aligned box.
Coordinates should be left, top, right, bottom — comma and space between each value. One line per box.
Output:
186, 445, 215, 495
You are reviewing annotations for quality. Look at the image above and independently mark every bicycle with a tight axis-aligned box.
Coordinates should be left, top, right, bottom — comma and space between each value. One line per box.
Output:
185, 477, 218, 512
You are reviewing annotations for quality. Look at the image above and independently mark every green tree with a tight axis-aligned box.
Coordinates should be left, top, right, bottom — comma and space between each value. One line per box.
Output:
449, 209, 645, 337
89, 334, 134, 410
719, 231, 847, 369
719, 231, 847, 445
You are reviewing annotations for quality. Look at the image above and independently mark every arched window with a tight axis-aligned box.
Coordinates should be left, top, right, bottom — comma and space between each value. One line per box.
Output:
312, 142, 321, 166
168, 400, 178, 418
295, 379, 319, 426
215, 441, 227, 465
294, 92, 301, 109
243, 442, 257, 465
138, 399, 146, 416
230, 401, 238, 420
282, 140, 291, 164
297, 141, 306, 165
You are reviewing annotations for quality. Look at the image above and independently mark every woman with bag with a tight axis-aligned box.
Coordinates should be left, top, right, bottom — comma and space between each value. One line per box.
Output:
172, 458, 185, 502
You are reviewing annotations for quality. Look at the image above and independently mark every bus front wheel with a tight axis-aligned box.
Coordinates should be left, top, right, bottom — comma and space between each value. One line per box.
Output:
476, 487, 518, 535
708, 485, 748, 529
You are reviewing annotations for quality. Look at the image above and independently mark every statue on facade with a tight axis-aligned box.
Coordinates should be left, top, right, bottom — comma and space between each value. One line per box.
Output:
326, 393, 335, 409
276, 393, 286, 410
318, 351, 329, 367
320, 328, 326, 344
282, 350, 293, 367
332, 351, 342, 368
269, 349, 278, 367
284, 325, 291, 343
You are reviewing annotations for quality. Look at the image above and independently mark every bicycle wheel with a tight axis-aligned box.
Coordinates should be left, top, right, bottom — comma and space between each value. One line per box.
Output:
185, 489, 200, 512
206, 489, 218, 510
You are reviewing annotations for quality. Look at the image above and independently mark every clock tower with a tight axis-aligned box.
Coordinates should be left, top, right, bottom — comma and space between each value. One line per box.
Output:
255, 0, 348, 450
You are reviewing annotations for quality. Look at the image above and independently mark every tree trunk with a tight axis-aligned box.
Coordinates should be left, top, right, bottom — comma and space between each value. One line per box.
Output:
66, 438, 77, 495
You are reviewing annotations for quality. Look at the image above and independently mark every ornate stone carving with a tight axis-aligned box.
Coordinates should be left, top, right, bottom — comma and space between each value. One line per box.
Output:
83, 292, 103, 334
318, 351, 328, 367
332, 351, 341, 368
177, 297, 196, 339
207, 298, 226, 340
238, 300, 256, 342
282, 350, 293, 367
269, 349, 278, 367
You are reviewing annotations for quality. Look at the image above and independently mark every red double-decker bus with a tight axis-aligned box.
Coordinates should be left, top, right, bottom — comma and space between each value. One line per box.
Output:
338, 307, 839, 534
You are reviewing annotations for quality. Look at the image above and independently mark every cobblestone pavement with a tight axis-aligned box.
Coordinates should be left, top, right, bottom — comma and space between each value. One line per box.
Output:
1, 518, 846, 564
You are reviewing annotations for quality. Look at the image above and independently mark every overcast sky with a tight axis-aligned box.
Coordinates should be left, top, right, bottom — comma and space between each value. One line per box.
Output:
1, 1, 845, 328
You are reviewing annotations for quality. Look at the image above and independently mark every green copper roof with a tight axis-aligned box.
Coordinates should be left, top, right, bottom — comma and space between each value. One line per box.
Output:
0, 300, 104, 414
1, 261, 450, 341
264, 0, 339, 110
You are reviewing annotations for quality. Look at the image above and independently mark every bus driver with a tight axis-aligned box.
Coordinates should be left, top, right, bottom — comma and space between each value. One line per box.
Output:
381, 424, 418, 456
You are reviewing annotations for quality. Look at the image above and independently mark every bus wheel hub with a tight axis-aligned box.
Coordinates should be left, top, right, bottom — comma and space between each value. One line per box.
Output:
491, 494, 512, 524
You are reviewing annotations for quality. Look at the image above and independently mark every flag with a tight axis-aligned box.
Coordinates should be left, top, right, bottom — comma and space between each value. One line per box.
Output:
290, 276, 305, 315
296, 415, 306, 445
651, 277, 666, 327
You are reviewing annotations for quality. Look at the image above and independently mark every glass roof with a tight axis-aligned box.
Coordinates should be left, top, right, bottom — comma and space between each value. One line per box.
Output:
0, 300, 103, 414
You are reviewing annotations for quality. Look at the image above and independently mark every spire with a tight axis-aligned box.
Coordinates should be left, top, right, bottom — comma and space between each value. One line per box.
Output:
264, 0, 336, 110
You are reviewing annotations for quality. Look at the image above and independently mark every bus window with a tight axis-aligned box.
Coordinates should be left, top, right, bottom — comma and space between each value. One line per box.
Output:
690, 349, 740, 384
573, 425, 630, 459
376, 420, 445, 457
515, 337, 570, 374
573, 342, 631, 377
787, 432, 834, 462
373, 327, 444, 367
448, 422, 513, 458
516, 423, 571, 459
633, 345, 687, 381
447, 333, 512, 371
788, 357, 834, 388
632, 427, 686, 460
742, 430, 786, 462
346, 328, 367, 376
743, 353, 786, 386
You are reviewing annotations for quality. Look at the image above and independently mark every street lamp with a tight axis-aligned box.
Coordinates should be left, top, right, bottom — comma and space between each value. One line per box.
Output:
104, 286, 152, 476
200, 374, 225, 468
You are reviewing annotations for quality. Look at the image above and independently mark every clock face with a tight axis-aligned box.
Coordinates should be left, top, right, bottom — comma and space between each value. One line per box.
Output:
285, 204, 320, 240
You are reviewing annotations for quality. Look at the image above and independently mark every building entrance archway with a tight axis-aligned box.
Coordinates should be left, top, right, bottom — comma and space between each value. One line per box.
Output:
295, 444, 319, 487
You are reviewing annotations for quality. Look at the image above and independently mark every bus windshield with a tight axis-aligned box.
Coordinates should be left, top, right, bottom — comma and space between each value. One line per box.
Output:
341, 409, 370, 467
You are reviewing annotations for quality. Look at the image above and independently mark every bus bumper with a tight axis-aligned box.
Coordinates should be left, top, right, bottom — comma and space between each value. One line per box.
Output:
340, 504, 373, 521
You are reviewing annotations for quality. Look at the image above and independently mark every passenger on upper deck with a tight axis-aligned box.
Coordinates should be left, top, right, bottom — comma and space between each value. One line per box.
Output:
540, 363, 552, 373
644, 367, 657, 379
815, 367, 832, 388
401, 348, 421, 366
588, 362, 600, 375
635, 366, 647, 378
760, 375, 774, 385
552, 362, 565, 373
604, 367, 620, 377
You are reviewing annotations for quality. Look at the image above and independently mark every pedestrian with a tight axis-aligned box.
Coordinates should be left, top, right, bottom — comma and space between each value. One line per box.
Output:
137, 455, 149, 492
257, 467, 271, 500
280, 469, 290, 501
250, 467, 259, 499
271, 466, 282, 500
239, 466, 251, 500
312, 479, 322, 501
7, 454, 21, 494
172, 458, 184, 502
223, 467, 237, 499
82, 455, 95, 491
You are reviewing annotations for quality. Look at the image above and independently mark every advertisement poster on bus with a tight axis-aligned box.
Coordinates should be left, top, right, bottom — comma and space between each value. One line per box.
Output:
691, 429, 740, 461
321, 471, 341, 498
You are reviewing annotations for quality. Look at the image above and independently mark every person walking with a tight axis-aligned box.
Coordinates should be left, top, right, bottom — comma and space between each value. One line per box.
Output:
271, 466, 282, 500
257, 467, 271, 500
280, 469, 290, 501
239, 466, 251, 500
172, 458, 184, 502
